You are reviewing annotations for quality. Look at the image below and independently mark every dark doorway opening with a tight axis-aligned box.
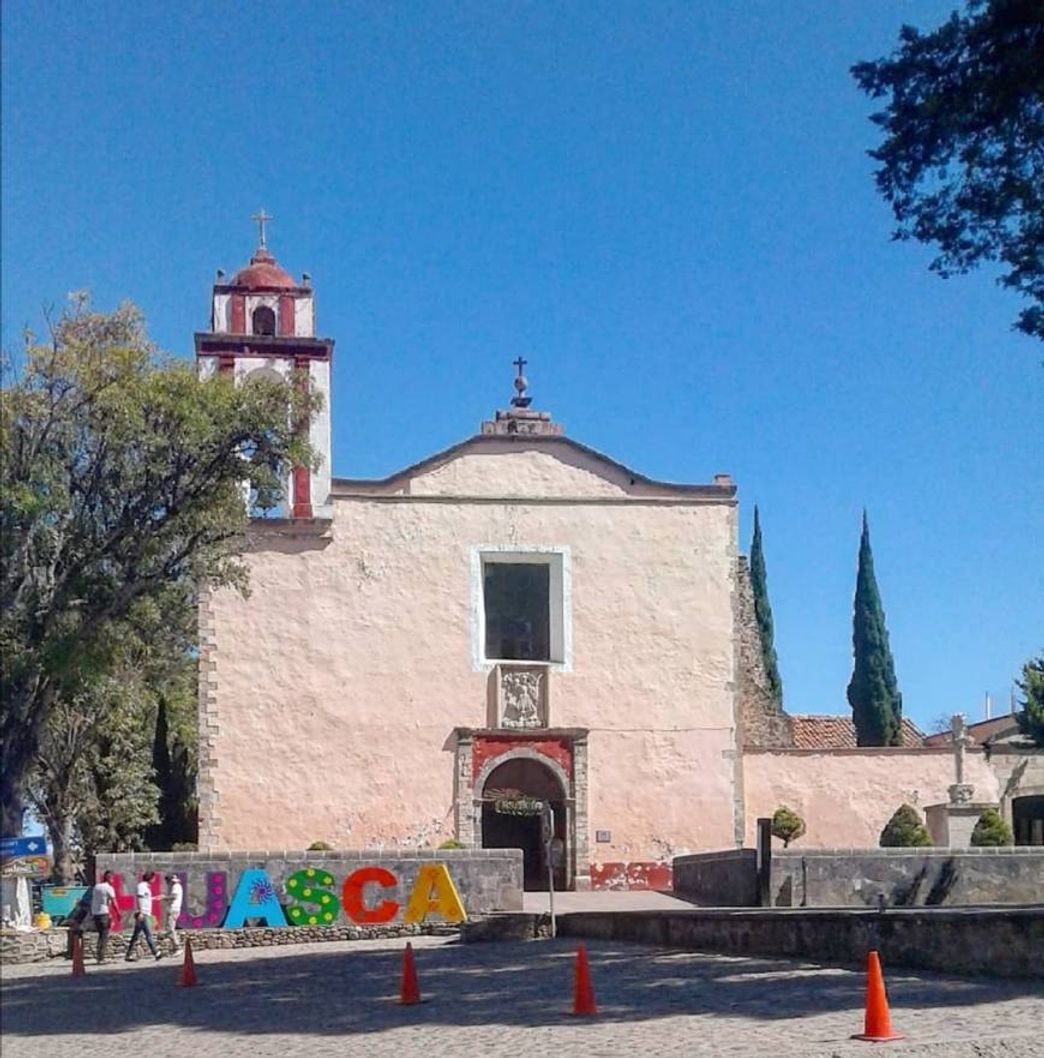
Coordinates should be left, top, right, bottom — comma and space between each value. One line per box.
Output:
1013, 795, 1044, 846
480, 757, 569, 891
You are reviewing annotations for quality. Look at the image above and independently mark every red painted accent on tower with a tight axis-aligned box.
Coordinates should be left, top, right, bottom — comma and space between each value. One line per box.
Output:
230, 295, 246, 333
218, 356, 235, 375
292, 465, 312, 518
472, 737, 573, 783
279, 295, 295, 336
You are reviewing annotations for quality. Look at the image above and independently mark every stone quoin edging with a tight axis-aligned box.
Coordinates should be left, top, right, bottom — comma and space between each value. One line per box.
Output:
557, 905, 1044, 979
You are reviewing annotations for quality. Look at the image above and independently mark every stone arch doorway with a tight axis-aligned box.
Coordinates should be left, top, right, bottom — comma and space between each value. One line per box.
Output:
480, 757, 569, 891
1012, 794, 1044, 845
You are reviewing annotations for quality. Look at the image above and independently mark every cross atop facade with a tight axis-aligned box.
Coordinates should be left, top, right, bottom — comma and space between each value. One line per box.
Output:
511, 356, 532, 408
251, 209, 273, 250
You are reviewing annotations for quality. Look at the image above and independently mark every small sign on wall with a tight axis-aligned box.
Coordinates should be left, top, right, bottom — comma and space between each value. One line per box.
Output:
595, 830, 611, 843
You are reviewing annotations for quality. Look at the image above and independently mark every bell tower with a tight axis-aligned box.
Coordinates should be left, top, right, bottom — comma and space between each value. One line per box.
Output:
194, 213, 334, 519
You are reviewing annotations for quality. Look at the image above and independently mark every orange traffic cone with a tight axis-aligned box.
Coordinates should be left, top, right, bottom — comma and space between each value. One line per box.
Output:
571, 943, 598, 1016
852, 951, 904, 1042
398, 942, 421, 1005
178, 938, 198, 987
71, 933, 86, 978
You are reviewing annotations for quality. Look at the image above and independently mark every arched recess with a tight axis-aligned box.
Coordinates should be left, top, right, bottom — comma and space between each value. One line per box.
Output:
252, 305, 276, 335
1011, 787, 1044, 846
476, 749, 573, 891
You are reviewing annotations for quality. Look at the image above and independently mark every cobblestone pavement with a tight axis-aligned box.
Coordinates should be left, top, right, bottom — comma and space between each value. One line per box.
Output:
2, 935, 1042, 1058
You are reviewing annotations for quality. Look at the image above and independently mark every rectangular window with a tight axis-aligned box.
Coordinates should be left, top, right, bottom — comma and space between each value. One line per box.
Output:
483, 562, 550, 661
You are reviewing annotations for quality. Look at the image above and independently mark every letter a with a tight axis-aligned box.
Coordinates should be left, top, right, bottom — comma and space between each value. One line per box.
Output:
402, 863, 467, 924
224, 869, 288, 928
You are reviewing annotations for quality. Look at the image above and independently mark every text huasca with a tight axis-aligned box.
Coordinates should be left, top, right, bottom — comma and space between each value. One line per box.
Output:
101, 863, 467, 930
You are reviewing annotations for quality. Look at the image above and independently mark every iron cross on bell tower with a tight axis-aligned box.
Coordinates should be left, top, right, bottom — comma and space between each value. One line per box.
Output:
511, 356, 532, 408
251, 208, 273, 250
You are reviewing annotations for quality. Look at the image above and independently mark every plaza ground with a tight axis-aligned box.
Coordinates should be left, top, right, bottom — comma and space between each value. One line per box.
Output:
2, 934, 1042, 1058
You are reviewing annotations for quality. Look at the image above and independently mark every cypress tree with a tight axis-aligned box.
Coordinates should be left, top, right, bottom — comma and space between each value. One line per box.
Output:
749, 506, 783, 706
847, 511, 903, 746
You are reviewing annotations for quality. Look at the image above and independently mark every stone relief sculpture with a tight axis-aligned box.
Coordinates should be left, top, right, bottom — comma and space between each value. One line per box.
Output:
501, 669, 545, 728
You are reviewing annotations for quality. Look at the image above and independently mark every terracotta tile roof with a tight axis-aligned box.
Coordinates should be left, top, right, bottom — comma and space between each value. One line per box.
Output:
790, 715, 925, 749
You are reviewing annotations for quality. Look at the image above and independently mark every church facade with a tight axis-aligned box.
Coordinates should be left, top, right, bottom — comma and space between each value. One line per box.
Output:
194, 237, 1040, 889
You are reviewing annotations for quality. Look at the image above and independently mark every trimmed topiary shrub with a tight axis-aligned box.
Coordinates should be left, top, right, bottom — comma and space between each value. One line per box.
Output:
879, 804, 932, 847
970, 808, 1013, 847
437, 839, 464, 850
770, 805, 806, 847
307, 841, 334, 851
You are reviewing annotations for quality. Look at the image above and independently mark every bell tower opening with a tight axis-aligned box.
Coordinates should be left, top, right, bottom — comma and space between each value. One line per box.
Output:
252, 305, 276, 335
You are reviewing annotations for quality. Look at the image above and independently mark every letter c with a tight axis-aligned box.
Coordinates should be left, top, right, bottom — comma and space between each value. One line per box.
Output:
341, 867, 399, 924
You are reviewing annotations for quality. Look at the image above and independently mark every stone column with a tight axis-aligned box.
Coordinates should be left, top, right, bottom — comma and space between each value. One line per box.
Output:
572, 734, 590, 890
453, 731, 476, 847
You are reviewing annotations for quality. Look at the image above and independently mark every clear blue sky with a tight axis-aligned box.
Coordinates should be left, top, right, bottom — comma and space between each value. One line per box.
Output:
3, 2, 1041, 731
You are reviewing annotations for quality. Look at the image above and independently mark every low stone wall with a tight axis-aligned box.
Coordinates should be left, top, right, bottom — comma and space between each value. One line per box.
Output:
559, 905, 1044, 979
771, 847, 1044, 907
1, 920, 450, 965
671, 846, 1044, 908
98, 848, 523, 929
673, 850, 758, 906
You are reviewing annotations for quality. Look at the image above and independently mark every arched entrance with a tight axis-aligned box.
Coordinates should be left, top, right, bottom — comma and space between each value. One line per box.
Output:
1012, 795, 1044, 845
480, 757, 568, 891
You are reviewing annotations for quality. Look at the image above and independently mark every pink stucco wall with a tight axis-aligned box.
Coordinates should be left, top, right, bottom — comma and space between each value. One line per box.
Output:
204, 440, 740, 870
743, 748, 1000, 847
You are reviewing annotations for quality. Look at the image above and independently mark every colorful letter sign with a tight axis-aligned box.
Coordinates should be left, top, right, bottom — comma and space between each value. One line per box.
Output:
403, 864, 466, 924
100, 861, 468, 930
224, 869, 289, 928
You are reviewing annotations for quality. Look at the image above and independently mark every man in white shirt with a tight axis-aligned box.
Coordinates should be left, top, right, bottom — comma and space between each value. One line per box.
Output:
125, 870, 163, 962
165, 874, 184, 954
90, 870, 118, 964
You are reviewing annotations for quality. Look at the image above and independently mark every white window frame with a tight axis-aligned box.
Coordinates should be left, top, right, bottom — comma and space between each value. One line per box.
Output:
470, 546, 572, 672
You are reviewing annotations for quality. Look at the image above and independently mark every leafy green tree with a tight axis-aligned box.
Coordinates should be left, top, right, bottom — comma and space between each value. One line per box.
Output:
1, 297, 317, 833
971, 807, 1013, 846
847, 512, 903, 747
880, 804, 932, 847
750, 506, 783, 707
852, 0, 1044, 341
1015, 653, 1044, 746
770, 806, 806, 848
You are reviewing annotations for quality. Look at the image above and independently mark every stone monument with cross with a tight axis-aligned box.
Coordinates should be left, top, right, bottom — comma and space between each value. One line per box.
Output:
924, 712, 1000, 847
948, 713, 975, 805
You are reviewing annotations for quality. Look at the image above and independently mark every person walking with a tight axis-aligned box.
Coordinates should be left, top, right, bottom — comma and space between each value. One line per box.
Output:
125, 871, 164, 962
165, 874, 183, 954
65, 885, 93, 959
90, 870, 118, 964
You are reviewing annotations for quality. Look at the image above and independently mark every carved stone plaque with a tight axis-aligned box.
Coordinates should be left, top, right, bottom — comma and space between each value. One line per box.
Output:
496, 664, 549, 729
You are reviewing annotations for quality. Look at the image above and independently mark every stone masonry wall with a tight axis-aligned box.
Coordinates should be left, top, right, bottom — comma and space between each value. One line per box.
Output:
670, 846, 1044, 908
99, 848, 523, 923
734, 556, 793, 749
559, 906, 1044, 979
770, 846, 1044, 908
673, 849, 758, 906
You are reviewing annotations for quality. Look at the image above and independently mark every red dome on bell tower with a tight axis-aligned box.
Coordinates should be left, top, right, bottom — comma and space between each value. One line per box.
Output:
231, 246, 297, 290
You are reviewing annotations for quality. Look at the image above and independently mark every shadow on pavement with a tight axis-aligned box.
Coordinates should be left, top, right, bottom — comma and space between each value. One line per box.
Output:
4, 939, 1039, 1038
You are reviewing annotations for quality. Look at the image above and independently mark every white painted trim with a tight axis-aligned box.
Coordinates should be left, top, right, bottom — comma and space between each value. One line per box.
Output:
469, 545, 572, 673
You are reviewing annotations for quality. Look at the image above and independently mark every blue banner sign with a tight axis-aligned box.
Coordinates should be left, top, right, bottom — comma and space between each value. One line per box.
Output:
0, 835, 51, 877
